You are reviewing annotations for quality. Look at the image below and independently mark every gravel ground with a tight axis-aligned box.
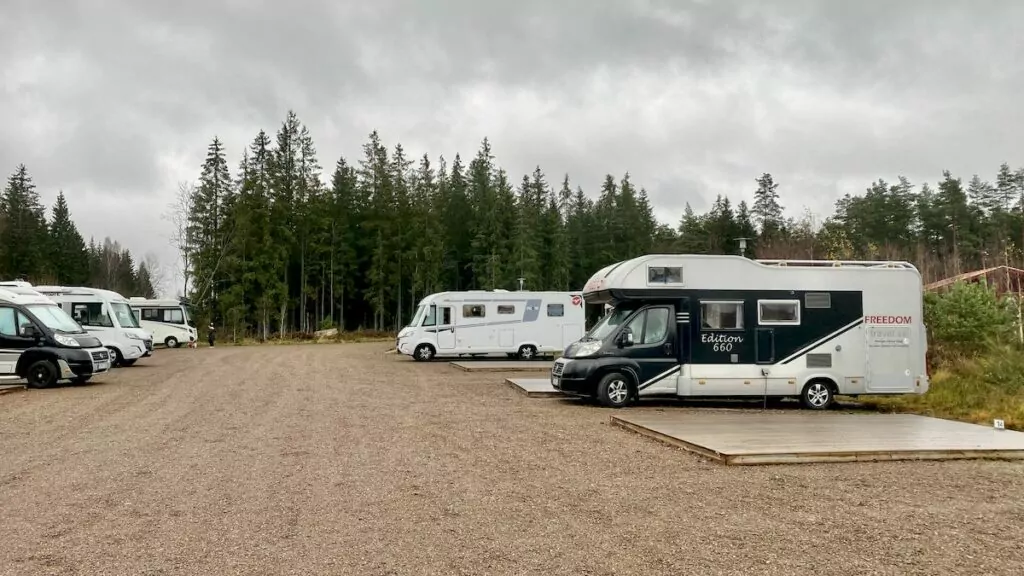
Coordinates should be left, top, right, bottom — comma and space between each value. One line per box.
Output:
1, 342, 1022, 575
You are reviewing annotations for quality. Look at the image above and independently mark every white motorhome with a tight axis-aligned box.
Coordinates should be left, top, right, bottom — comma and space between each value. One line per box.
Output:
129, 297, 196, 348
0, 286, 111, 387
25, 285, 153, 367
550, 254, 930, 409
396, 290, 586, 361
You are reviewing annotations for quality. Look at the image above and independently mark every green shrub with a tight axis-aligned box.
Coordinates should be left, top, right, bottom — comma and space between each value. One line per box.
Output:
924, 280, 1019, 359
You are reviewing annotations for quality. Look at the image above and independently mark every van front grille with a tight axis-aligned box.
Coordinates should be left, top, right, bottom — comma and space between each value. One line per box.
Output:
91, 350, 109, 362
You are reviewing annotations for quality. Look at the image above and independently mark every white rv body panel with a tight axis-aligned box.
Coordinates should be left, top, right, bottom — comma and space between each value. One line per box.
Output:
552, 254, 929, 408
396, 290, 585, 360
129, 297, 196, 348
27, 285, 151, 364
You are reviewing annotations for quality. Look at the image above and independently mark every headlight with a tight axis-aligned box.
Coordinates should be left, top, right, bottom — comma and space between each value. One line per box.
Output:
123, 331, 142, 340
54, 334, 80, 347
573, 340, 602, 358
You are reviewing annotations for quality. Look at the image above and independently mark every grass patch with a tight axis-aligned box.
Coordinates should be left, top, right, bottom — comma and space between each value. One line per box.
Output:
861, 345, 1024, 430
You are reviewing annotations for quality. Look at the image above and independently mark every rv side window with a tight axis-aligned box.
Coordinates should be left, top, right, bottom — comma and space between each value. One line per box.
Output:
547, 303, 564, 317
0, 307, 18, 336
422, 305, 437, 327
647, 266, 683, 284
497, 305, 515, 315
758, 300, 801, 325
700, 301, 743, 330
71, 302, 114, 328
463, 304, 485, 318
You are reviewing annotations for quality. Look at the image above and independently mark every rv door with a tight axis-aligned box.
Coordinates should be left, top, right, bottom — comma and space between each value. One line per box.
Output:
435, 306, 455, 350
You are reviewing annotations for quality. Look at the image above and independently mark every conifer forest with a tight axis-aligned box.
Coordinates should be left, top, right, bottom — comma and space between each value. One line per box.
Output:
3, 109, 1024, 338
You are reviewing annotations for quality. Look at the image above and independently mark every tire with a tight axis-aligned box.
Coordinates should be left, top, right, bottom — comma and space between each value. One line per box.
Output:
25, 359, 59, 389
165, 336, 179, 348
517, 344, 538, 360
596, 371, 633, 408
801, 380, 835, 410
108, 347, 125, 368
413, 344, 435, 362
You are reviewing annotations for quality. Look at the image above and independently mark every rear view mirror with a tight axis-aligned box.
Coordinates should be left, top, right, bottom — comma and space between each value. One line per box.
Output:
618, 328, 634, 347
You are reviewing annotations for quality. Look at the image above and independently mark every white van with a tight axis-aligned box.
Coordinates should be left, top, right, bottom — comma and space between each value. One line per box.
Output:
129, 297, 197, 348
26, 285, 153, 366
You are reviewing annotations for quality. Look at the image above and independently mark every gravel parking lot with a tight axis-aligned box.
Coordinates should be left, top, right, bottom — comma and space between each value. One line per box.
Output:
1, 342, 1022, 575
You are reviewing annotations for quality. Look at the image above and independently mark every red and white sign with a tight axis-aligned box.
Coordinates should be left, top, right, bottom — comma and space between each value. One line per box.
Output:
571, 295, 582, 306
865, 315, 913, 325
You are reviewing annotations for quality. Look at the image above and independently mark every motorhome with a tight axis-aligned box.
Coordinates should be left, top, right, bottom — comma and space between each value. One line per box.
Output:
129, 297, 196, 348
0, 286, 112, 387
549, 254, 929, 410
21, 284, 153, 367
396, 290, 586, 361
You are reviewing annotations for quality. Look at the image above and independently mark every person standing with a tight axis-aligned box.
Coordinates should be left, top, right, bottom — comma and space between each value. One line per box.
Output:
207, 323, 216, 347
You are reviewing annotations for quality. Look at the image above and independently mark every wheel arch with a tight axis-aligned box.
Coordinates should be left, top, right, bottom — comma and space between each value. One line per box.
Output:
802, 374, 840, 395
15, 350, 58, 377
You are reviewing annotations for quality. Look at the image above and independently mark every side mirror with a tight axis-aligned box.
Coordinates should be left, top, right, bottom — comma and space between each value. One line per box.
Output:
619, 329, 634, 347
20, 323, 40, 339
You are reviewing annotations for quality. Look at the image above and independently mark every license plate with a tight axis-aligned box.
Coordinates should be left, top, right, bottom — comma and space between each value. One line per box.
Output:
96, 362, 109, 371
551, 376, 559, 387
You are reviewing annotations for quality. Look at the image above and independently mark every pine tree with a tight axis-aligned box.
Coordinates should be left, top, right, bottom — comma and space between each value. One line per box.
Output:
48, 191, 90, 284
752, 172, 784, 243
0, 164, 49, 280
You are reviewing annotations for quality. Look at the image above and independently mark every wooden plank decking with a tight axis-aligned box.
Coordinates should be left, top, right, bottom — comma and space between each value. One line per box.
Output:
504, 377, 562, 398
449, 361, 552, 372
611, 411, 1024, 465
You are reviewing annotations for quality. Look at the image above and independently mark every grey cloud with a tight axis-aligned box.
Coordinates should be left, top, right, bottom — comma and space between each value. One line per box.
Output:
2, 0, 1023, 291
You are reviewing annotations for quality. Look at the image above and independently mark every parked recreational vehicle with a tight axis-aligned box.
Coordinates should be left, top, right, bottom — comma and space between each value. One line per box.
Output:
129, 297, 196, 348
550, 254, 929, 409
0, 286, 111, 387
396, 290, 586, 361
25, 285, 152, 366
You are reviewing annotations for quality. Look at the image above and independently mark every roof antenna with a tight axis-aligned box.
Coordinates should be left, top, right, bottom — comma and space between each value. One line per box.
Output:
736, 237, 750, 258
517, 277, 525, 291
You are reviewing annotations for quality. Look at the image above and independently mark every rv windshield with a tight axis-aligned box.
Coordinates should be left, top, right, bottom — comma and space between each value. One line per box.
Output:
409, 305, 426, 327
585, 303, 642, 341
111, 302, 141, 328
26, 304, 85, 334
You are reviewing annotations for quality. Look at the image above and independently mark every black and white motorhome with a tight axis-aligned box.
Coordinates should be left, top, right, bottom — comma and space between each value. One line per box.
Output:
0, 286, 112, 388
550, 254, 930, 409
396, 290, 586, 361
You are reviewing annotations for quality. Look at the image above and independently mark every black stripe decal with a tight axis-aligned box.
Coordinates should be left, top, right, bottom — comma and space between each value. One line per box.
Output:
779, 319, 863, 365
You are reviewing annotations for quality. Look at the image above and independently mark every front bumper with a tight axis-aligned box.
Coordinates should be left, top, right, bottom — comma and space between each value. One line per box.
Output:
63, 347, 112, 378
122, 342, 145, 360
549, 358, 596, 397
143, 338, 154, 356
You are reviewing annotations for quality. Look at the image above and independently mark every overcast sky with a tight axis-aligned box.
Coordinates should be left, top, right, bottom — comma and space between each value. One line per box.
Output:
3, 0, 1023, 296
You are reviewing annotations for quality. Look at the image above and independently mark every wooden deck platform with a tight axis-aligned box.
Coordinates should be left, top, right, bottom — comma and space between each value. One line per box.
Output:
610, 411, 1024, 465
449, 361, 552, 372
504, 378, 561, 398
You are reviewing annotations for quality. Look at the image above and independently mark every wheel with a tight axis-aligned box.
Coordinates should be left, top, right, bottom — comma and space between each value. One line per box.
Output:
517, 344, 538, 360
25, 359, 58, 389
121, 359, 137, 367
108, 347, 125, 367
413, 343, 435, 362
165, 336, 179, 348
801, 380, 835, 410
596, 372, 633, 408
